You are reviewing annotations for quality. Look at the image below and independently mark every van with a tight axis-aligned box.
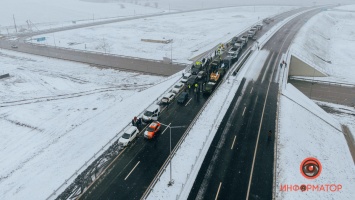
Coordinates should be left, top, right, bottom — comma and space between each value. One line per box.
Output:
142, 104, 161, 124
248, 30, 256, 38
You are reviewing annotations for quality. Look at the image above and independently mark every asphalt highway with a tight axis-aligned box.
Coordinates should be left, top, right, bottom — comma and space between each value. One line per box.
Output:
0, 7, 306, 77
0, 39, 185, 76
79, 86, 208, 200
188, 7, 327, 200
72, 6, 322, 200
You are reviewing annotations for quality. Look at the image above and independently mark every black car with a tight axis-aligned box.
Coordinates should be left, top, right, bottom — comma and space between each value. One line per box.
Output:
197, 70, 206, 80
203, 82, 216, 95
209, 60, 221, 73
191, 63, 203, 75
191, 67, 200, 75
187, 75, 198, 85
177, 92, 189, 104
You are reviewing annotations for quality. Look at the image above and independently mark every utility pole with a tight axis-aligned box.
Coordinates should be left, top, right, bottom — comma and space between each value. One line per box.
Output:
170, 39, 173, 64
160, 123, 185, 186
53, 33, 56, 47
13, 14, 18, 33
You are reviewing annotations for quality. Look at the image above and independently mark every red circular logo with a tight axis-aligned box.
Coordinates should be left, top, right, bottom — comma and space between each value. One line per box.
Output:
300, 157, 322, 179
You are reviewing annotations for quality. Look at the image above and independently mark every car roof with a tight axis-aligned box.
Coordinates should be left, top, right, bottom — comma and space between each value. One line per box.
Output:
180, 92, 188, 96
150, 122, 160, 127
163, 92, 175, 98
126, 126, 138, 133
146, 104, 160, 111
176, 82, 183, 86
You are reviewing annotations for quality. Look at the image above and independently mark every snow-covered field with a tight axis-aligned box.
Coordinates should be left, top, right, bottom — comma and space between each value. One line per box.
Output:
276, 84, 355, 199
31, 6, 294, 63
0, 49, 184, 199
290, 5, 355, 84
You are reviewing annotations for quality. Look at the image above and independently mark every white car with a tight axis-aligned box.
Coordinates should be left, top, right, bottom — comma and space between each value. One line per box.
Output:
119, 126, 139, 146
171, 82, 184, 94
161, 92, 176, 104
181, 72, 191, 83
228, 47, 240, 55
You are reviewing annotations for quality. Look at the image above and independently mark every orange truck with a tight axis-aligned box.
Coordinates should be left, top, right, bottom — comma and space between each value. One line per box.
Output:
210, 72, 220, 82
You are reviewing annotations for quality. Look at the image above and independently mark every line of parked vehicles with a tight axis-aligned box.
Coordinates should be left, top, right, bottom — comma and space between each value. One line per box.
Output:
118, 23, 264, 146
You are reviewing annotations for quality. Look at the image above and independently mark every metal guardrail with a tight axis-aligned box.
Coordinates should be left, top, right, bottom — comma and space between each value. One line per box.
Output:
289, 77, 355, 88
27, 42, 188, 67
46, 72, 182, 200
174, 49, 254, 200
141, 46, 253, 200
46, 7, 308, 200
140, 8, 311, 200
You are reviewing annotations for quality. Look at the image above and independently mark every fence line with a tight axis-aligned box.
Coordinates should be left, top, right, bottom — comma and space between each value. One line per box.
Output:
46, 71, 181, 200
46, 7, 309, 199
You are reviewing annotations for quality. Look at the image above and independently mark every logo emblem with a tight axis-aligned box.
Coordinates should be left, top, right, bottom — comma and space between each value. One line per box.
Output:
300, 157, 322, 179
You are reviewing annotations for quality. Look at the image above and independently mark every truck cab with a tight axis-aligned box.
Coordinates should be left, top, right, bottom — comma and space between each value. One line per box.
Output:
210, 72, 220, 82
248, 30, 256, 38
203, 82, 216, 95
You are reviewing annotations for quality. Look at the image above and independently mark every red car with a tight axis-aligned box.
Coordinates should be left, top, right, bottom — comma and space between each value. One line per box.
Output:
144, 121, 161, 139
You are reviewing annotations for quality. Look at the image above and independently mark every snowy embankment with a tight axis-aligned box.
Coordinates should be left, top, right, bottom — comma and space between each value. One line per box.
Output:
0, 49, 181, 200
148, 49, 270, 199
0, 0, 165, 34
290, 5, 355, 84
276, 84, 355, 199
32, 6, 295, 64
277, 5, 355, 199
315, 100, 355, 145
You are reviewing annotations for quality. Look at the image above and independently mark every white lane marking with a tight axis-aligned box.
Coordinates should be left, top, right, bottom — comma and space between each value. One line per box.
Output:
231, 136, 237, 150
161, 123, 171, 135
185, 98, 192, 106
250, 87, 253, 94
261, 52, 275, 83
242, 107, 246, 116
246, 15, 295, 200
124, 161, 140, 181
215, 182, 222, 200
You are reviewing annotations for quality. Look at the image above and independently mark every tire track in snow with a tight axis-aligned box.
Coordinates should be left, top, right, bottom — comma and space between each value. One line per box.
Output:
0, 84, 152, 107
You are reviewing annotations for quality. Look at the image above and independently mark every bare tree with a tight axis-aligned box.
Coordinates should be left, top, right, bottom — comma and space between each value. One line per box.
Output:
96, 38, 112, 54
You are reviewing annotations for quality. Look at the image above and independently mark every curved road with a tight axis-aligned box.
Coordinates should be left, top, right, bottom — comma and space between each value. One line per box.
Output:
188, 7, 328, 200
68, 6, 321, 200
0, 7, 305, 76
